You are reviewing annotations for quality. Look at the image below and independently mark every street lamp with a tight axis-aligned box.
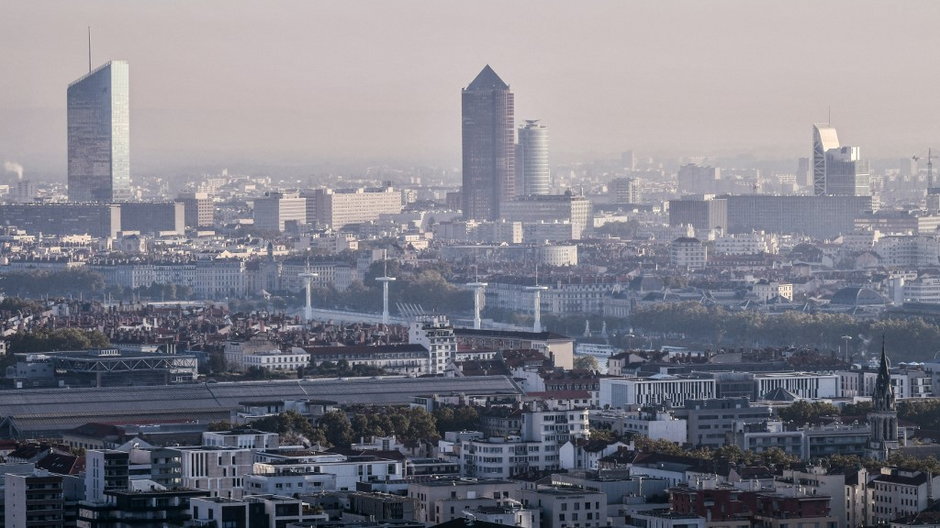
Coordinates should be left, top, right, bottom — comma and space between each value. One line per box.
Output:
841, 335, 853, 364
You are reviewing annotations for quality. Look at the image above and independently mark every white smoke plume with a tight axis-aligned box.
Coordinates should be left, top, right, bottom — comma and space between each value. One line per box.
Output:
3, 161, 23, 180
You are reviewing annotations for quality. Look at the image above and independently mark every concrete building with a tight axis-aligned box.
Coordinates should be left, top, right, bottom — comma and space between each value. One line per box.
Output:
173, 446, 254, 499
670, 237, 707, 270
462, 65, 515, 220
668, 196, 727, 232
870, 467, 940, 525
608, 178, 639, 204
253, 192, 307, 232
119, 201, 185, 235
407, 478, 522, 525
5, 470, 68, 528
177, 191, 214, 228
599, 377, 716, 408
677, 164, 721, 195
67, 61, 131, 202
725, 195, 872, 239
520, 486, 607, 528
673, 398, 773, 448
409, 315, 458, 376
308, 187, 402, 229
500, 192, 592, 239
0, 202, 121, 238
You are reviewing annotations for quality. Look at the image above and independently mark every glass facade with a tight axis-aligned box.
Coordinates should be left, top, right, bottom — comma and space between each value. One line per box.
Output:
67, 60, 131, 202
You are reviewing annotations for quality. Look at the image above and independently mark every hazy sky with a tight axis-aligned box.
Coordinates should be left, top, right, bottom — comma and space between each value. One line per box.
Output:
3, 0, 940, 176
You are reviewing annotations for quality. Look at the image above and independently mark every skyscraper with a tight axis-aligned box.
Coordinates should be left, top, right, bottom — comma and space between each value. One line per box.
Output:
462, 65, 514, 220
812, 123, 839, 196
67, 60, 131, 202
824, 145, 870, 196
516, 120, 550, 195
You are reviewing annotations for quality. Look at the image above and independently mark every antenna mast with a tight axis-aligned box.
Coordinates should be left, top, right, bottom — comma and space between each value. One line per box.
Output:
87, 26, 92, 73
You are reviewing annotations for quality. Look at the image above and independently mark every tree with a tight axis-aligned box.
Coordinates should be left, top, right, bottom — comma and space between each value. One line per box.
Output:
250, 411, 327, 446
573, 355, 600, 372
318, 410, 354, 447
776, 401, 839, 425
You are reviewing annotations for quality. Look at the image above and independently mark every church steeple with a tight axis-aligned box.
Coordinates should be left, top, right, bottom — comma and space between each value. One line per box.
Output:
873, 337, 895, 412
868, 336, 899, 459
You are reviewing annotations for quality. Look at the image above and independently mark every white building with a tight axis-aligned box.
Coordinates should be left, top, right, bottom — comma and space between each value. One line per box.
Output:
870, 467, 940, 525
517, 120, 550, 196
174, 446, 254, 499
308, 186, 403, 229
409, 315, 457, 375
249, 449, 403, 493
202, 430, 280, 449
253, 192, 307, 232
599, 377, 716, 408
670, 237, 707, 270
874, 235, 940, 268
713, 232, 779, 255
753, 372, 840, 400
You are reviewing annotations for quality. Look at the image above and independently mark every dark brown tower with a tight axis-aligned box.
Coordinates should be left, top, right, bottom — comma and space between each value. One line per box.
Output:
462, 65, 515, 220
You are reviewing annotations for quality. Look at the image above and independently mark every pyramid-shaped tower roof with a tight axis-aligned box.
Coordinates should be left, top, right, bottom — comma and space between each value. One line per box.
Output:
467, 65, 509, 91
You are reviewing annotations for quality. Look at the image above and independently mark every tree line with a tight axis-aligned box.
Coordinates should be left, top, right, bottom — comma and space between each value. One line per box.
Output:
630, 302, 940, 362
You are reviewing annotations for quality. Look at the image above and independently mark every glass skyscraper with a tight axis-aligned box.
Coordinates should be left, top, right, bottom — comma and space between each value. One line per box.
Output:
462, 65, 514, 220
67, 60, 130, 202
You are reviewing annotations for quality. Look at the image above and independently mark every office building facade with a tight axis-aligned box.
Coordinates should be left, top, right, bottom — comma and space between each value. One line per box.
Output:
812, 123, 840, 196
462, 65, 515, 220
516, 120, 550, 195
67, 61, 131, 202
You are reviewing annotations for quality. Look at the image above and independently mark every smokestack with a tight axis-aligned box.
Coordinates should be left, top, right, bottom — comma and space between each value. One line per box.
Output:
3, 161, 23, 180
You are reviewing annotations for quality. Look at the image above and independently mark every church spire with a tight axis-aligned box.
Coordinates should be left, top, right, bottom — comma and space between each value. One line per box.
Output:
873, 335, 895, 412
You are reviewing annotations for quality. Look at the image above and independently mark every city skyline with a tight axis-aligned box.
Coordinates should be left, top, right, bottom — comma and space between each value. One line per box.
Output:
3, 1, 940, 176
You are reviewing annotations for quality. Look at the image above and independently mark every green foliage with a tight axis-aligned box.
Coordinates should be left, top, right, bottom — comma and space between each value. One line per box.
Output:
897, 399, 940, 429
249, 411, 327, 446
318, 410, 355, 446
7, 328, 109, 354
306, 359, 385, 378
776, 401, 840, 425
634, 434, 801, 468
630, 302, 940, 361
573, 355, 600, 371
432, 405, 481, 436
0, 269, 105, 298
0, 297, 45, 313
594, 220, 641, 239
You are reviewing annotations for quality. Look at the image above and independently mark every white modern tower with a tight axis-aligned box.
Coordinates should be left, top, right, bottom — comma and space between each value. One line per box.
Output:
467, 282, 488, 329
299, 268, 319, 322
525, 285, 549, 333
516, 120, 550, 196
376, 254, 396, 325
812, 123, 840, 196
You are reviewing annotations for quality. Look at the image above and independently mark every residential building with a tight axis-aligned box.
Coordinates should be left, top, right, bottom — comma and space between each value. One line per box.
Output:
409, 315, 458, 375
670, 237, 707, 270
870, 467, 940, 525
673, 398, 773, 448
177, 191, 214, 228
307, 187, 402, 229
520, 486, 607, 528
173, 446, 254, 499
253, 192, 307, 232
608, 178, 639, 204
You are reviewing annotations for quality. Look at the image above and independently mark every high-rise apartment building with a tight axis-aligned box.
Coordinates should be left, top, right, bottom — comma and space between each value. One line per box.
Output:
253, 192, 307, 232
812, 123, 840, 196
177, 192, 214, 228
516, 120, 550, 195
462, 65, 514, 220
608, 177, 639, 204
306, 186, 402, 229
67, 61, 131, 202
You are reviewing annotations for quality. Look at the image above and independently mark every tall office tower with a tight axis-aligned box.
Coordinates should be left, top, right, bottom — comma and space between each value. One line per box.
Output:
797, 157, 810, 188
516, 120, 550, 195
462, 65, 514, 220
68, 61, 131, 202
621, 150, 636, 171
812, 123, 840, 196
825, 146, 870, 196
